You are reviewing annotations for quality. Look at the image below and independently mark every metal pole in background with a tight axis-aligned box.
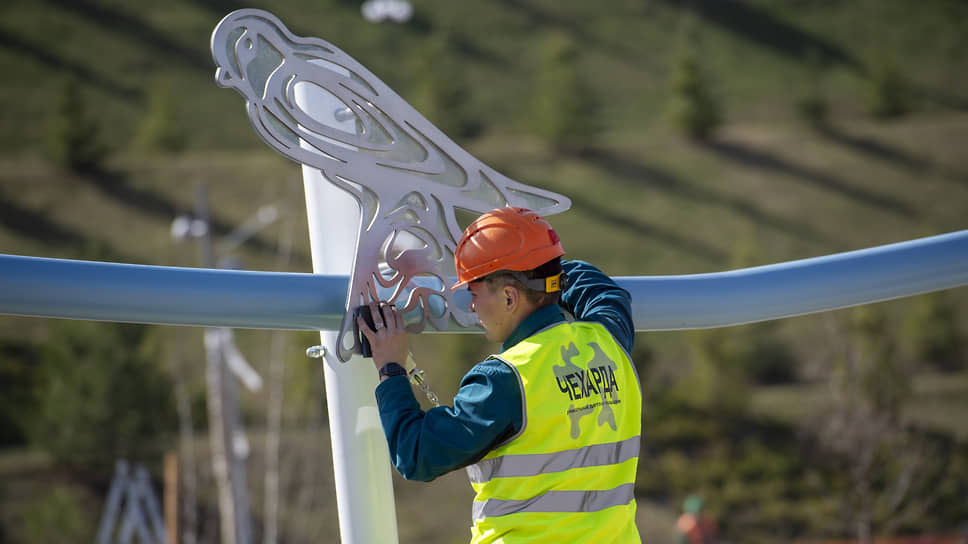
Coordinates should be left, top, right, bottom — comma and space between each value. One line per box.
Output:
296, 77, 399, 544
264, 191, 296, 544
195, 185, 252, 544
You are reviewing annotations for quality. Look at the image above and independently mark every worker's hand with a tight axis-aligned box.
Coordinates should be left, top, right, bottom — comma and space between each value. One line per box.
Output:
357, 301, 409, 371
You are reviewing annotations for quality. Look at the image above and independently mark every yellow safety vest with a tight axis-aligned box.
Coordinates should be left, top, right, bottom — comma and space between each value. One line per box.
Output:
467, 321, 642, 543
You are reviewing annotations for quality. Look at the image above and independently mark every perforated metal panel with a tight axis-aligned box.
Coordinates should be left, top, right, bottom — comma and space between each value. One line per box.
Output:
211, 9, 571, 360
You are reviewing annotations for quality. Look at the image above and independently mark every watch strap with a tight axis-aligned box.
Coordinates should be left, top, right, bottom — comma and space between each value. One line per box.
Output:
378, 362, 407, 378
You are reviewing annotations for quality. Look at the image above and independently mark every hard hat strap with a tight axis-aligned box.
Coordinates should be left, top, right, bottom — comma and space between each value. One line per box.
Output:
506, 271, 564, 293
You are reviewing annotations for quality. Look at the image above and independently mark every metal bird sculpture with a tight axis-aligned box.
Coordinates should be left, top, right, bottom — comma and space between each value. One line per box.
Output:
211, 9, 571, 361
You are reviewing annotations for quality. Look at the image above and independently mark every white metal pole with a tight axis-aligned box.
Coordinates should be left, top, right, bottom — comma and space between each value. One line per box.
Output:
296, 79, 399, 544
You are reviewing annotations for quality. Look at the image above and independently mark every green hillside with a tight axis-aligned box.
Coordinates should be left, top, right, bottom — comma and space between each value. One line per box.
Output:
1, 1, 968, 543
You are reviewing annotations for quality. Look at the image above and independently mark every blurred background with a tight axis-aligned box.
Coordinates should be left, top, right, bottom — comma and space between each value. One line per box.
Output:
1, 0, 967, 543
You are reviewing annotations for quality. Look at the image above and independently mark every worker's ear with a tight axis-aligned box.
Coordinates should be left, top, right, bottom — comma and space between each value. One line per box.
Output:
502, 284, 519, 311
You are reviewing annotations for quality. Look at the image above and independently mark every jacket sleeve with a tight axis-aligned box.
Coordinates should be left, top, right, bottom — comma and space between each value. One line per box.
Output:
560, 260, 635, 353
374, 358, 522, 481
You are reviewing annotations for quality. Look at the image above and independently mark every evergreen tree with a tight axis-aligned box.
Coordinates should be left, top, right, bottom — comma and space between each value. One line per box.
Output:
795, 48, 830, 128
408, 34, 479, 140
726, 227, 798, 385
0, 341, 41, 446
528, 32, 599, 152
865, 53, 911, 120
134, 77, 187, 153
904, 291, 965, 372
666, 48, 721, 140
850, 305, 910, 420
23, 486, 95, 544
680, 328, 750, 417
815, 306, 933, 540
45, 77, 107, 172
30, 321, 177, 479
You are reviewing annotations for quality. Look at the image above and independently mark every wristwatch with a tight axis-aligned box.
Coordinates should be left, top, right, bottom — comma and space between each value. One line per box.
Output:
378, 362, 407, 379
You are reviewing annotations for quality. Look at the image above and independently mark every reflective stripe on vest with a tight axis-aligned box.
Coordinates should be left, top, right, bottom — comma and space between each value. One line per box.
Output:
467, 435, 640, 484
473, 482, 635, 521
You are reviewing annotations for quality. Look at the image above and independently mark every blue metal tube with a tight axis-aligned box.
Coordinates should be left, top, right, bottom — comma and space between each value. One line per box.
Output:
1, 229, 967, 331
623, 229, 968, 330
0, 255, 346, 330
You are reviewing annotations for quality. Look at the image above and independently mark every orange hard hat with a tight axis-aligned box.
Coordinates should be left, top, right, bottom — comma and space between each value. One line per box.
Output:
451, 207, 564, 289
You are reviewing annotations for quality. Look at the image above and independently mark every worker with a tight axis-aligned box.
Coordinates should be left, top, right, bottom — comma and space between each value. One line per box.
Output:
675, 494, 719, 544
358, 206, 642, 543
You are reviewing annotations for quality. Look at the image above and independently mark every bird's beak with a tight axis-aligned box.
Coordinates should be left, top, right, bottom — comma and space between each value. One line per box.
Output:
215, 68, 233, 88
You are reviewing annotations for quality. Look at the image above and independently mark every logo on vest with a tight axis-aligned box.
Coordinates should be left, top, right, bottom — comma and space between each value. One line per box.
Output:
552, 342, 622, 439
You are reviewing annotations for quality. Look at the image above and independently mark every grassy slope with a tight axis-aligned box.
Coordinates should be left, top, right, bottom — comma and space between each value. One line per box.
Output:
2, 115, 965, 541
1, 0, 968, 542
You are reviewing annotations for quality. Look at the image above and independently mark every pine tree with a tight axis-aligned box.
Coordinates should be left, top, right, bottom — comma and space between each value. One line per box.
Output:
408, 34, 479, 140
30, 321, 177, 479
904, 291, 965, 372
795, 49, 830, 127
134, 77, 187, 153
45, 77, 107, 172
680, 328, 750, 417
866, 53, 911, 120
528, 33, 599, 152
667, 48, 721, 140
